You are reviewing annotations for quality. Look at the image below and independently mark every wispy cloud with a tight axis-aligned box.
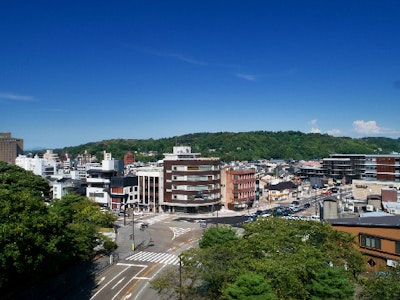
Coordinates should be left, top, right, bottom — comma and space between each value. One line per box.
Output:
310, 128, 321, 134
236, 68, 297, 82
308, 119, 342, 136
0, 92, 34, 101
236, 73, 258, 81
129, 46, 208, 66
166, 53, 208, 66
308, 119, 321, 134
352, 120, 398, 136
326, 129, 342, 136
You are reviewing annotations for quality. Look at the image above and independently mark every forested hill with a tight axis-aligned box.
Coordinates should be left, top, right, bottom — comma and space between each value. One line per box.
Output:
54, 131, 400, 162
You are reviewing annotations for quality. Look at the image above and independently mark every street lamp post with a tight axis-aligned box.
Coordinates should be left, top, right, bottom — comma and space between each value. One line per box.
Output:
131, 203, 135, 251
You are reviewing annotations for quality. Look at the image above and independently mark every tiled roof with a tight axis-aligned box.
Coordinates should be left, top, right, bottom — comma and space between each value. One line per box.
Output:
328, 215, 400, 228
268, 181, 297, 191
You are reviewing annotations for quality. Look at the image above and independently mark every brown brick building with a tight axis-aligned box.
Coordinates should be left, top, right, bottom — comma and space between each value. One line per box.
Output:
221, 167, 256, 210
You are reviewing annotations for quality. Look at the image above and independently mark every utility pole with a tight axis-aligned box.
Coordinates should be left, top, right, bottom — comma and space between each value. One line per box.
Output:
179, 258, 182, 300
216, 204, 219, 228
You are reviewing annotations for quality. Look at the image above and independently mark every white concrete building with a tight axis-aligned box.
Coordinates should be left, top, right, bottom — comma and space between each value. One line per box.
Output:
15, 154, 57, 177
136, 166, 164, 212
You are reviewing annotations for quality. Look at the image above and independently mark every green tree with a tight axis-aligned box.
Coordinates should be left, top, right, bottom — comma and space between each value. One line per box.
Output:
199, 225, 239, 249
0, 162, 116, 293
151, 217, 365, 299
360, 265, 400, 300
223, 273, 277, 300
54, 131, 400, 161
307, 266, 355, 300
47, 193, 117, 263
0, 163, 50, 289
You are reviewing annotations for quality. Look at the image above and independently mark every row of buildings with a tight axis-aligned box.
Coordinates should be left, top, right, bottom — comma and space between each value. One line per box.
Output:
2, 132, 400, 213
15, 146, 257, 213
4, 132, 400, 270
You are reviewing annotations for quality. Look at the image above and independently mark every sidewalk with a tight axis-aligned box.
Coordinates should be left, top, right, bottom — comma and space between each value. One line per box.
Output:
114, 218, 149, 259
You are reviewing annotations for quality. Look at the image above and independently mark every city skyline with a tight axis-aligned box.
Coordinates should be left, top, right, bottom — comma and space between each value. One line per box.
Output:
1, 1, 400, 150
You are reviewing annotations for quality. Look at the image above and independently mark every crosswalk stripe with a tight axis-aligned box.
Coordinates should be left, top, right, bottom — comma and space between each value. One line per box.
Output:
126, 251, 179, 265
154, 253, 168, 263
165, 256, 179, 265
148, 253, 162, 262
158, 253, 172, 263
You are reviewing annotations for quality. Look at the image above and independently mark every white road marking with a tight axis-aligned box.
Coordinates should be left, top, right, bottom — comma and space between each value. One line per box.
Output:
126, 251, 180, 265
111, 277, 125, 290
170, 227, 191, 240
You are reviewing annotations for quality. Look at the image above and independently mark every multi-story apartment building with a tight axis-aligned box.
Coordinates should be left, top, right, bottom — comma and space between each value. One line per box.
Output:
163, 146, 221, 213
221, 166, 256, 210
0, 132, 23, 165
86, 152, 122, 207
322, 154, 366, 182
364, 154, 400, 181
136, 166, 163, 213
86, 167, 114, 207
299, 153, 400, 183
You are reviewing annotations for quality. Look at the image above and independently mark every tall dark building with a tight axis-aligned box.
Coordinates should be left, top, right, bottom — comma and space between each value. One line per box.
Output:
0, 132, 23, 165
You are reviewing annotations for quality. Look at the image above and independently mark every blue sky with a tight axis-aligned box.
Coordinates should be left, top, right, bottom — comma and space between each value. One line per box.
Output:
1, 0, 400, 150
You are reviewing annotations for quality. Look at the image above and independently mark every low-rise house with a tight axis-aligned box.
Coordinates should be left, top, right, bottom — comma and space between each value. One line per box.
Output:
266, 181, 298, 202
328, 215, 400, 270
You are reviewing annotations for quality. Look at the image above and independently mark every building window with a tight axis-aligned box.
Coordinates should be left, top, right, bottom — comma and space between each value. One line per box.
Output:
360, 235, 381, 249
234, 184, 238, 189
396, 241, 400, 254
233, 175, 238, 180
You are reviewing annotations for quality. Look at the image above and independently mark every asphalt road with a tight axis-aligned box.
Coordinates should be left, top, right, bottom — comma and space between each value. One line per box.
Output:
89, 213, 206, 300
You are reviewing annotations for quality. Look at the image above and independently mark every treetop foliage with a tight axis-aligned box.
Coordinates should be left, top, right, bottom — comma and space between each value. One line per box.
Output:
48, 131, 400, 162
0, 162, 116, 294
151, 217, 366, 300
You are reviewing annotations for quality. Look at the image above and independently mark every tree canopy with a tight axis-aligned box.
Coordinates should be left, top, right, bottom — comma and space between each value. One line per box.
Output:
151, 217, 365, 299
0, 162, 116, 294
47, 131, 400, 162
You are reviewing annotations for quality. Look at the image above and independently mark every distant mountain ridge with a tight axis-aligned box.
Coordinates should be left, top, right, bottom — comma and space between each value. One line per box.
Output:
25, 147, 47, 152
47, 131, 400, 162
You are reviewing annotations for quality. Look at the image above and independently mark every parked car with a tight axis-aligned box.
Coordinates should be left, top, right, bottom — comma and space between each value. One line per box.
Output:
290, 200, 301, 212
273, 207, 291, 217
290, 206, 302, 213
